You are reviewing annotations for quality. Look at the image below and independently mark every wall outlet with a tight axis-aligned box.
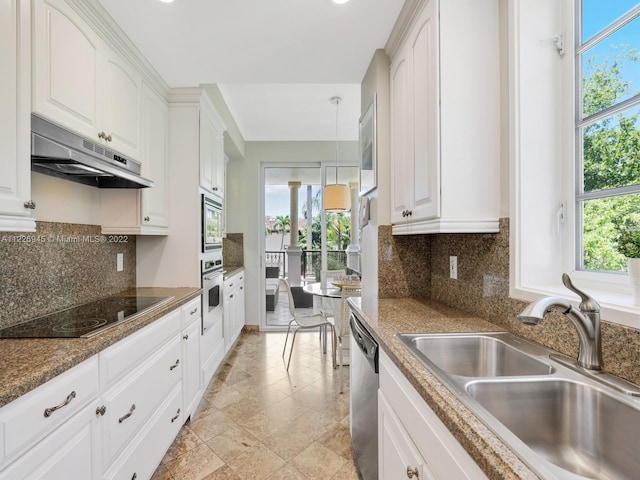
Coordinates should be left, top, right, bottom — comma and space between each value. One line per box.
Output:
449, 255, 457, 280
117, 253, 124, 272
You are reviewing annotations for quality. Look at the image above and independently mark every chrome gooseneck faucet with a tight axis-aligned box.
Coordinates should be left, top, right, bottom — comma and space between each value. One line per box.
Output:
517, 273, 603, 370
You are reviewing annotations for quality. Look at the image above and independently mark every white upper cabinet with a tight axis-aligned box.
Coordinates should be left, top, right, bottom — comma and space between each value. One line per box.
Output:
390, 1, 439, 225
32, 0, 142, 161
199, 93, 226, 197
0, 0, 35, 232
390, 0, 501, 234
101, 83, 168, 234
100, 48, 143, 160
140, 83, 169, 230
32, 0, 101, 142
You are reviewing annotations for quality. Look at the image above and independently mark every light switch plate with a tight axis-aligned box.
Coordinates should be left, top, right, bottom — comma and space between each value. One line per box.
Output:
449, 256, 457, 280
117, 253, 124, 272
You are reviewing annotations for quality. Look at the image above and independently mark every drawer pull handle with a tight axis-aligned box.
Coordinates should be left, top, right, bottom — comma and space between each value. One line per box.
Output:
407, 466, 419, 478
119, 404, 136, 423
170, 359, 180, 371
144, 216, 150, 222
132, 473, 137, 480
96, 405, 106, 416
190, 307, 198, 315
44, 391, 76, 417
170, 408, 181, 423
183, 334, 189, 340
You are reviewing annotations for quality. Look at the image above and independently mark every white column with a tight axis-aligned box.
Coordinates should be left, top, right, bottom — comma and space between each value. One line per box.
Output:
287, 182, 302, 286
346, 182, 361, 273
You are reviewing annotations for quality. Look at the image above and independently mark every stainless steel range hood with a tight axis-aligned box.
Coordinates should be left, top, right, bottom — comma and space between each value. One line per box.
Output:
31, 115, 154, 189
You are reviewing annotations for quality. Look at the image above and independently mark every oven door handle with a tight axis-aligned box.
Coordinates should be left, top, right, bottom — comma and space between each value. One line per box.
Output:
203, 270, 225, 281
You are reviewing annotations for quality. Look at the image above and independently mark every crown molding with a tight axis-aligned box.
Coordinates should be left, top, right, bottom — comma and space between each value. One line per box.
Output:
65, 0, 169, 98
385, 0, 427, 59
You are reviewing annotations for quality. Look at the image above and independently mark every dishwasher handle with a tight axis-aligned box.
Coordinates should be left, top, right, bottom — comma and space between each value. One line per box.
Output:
350, 315, 379, 373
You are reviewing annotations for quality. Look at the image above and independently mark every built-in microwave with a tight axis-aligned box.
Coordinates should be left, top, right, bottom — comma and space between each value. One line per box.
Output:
202, 194, 223, 252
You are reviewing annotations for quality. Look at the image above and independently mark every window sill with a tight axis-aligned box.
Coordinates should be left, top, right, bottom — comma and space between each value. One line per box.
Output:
511, 274, 640, 330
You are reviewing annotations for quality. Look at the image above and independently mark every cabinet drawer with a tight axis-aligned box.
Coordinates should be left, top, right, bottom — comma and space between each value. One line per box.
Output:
181, 296, 201, 329
100, 308, 180, 390
104, 384, 183, 480
0, 357, 99, 462
223, 271, 242, 290
101, 336, 181, 467
0, 403, 99, 480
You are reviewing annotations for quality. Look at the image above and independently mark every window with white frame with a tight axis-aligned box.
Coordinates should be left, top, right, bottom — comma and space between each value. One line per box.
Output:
576, 1, 640, 273
509, 0, 639, 328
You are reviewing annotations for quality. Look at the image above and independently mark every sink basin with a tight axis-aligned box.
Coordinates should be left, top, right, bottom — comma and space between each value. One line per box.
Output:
397, 333, 554, 377
466, 379, 640, 479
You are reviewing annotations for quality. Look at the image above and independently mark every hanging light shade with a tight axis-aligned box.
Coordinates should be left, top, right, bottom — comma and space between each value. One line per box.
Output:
324, 183, 351, 212
323, 96, 351, 212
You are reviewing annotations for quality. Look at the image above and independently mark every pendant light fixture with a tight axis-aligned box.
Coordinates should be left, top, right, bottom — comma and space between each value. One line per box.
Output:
323, 96, 351, 212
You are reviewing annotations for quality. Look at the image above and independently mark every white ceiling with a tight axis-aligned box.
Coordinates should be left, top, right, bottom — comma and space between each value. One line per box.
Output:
97, 0, 405, 141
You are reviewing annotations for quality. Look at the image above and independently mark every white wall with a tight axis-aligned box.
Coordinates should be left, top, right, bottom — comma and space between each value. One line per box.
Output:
31, 172, 102, 224
226, 140, 358, 326
360, 50, 391, 300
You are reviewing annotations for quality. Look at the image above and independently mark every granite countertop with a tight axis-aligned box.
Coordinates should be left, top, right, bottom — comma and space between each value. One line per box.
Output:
0, 287, 201, 408
349, 295, 540, 480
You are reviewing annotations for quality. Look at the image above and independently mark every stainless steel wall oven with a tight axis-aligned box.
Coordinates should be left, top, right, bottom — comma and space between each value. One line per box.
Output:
201, 250, 223, 335
202, 194, 223, 252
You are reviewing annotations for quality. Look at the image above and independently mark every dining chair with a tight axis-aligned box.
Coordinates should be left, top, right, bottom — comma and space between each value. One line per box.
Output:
281, 278, 336, 371
337, 284, 361, 393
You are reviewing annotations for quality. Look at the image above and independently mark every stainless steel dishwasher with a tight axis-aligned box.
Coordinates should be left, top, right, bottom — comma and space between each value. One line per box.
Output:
349, 312, 379, 480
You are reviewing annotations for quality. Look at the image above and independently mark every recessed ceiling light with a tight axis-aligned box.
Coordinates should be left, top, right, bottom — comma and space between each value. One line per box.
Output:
159, 0, 174, 3
332, 0, 350, 4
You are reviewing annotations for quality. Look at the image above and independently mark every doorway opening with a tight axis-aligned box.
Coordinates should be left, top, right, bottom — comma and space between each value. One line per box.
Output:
262, 165, 358, 329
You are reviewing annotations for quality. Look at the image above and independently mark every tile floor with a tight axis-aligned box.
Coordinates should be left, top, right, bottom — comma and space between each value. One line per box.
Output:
151, 330, 359, 480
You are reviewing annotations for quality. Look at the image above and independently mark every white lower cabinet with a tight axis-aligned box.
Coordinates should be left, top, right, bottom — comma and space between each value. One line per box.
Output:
0, 403, 100, 480
0, 299, 203, 480
201, 315, 224, 390
379, 392, 434, 480
379, 351, 487, 479
223, 270, 245, 354
99, 336, 181, 469
103, 385, 182, 480
181, 298, 202, 419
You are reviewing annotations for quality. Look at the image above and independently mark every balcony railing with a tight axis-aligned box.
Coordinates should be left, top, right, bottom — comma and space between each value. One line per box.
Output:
265, 250, 347, 281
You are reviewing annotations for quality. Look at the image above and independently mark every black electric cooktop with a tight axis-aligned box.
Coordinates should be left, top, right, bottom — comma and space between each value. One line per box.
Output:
0, 296, 174, 339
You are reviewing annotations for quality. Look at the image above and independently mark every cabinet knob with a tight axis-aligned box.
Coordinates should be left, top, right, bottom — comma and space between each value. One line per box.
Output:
144, 216, 150, 222
98, 131, 112, 142
96, 405, 106, 416
402, 210, 407, 217
408, 210, 413, 216
406, 466, 419, 478
23, 200, 36, 210
183, 334, 189, 340
131, 474, 137, 480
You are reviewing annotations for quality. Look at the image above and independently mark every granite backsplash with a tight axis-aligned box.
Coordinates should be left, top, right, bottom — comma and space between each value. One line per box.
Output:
223, 233, 244, 267
378, 219, 640, 385
0, 222, 136, 328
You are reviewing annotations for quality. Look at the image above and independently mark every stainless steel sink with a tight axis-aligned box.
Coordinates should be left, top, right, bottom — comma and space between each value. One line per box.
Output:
466, 379, 640, 479
396, 332, 640, 479
397, 333, 554, 377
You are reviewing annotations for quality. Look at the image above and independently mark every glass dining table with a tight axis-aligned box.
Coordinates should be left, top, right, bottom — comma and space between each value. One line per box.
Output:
302, 282, 343, 355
